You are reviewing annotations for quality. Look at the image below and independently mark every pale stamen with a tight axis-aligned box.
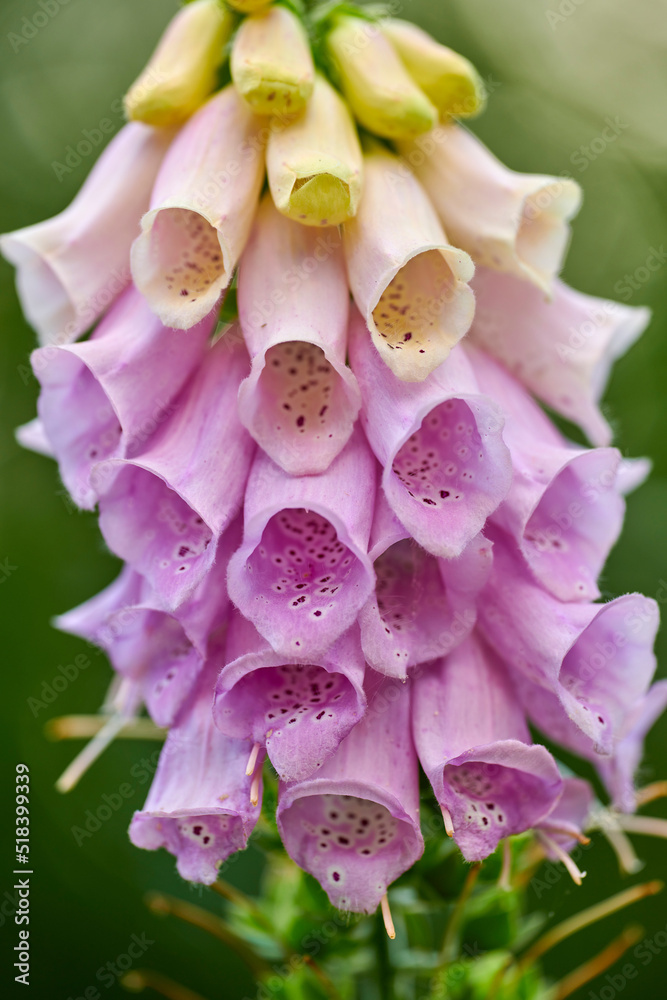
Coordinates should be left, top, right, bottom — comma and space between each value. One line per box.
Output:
441, 805, 454, 837
250, 770, 261, 808
381, 893, 396, 940
498, 839, 512, 891
536, 831, 586, 886
56, 712, 130, 794
245, 742, 262, 777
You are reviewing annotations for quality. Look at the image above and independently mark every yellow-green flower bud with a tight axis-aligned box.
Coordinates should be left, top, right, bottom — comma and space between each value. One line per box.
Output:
124, 0, 233, 127
266, 73, 363, 227
225, 0, 271, 11
326, 14, 437, 140
382, 19, 485, 120
231, 5, 314, 116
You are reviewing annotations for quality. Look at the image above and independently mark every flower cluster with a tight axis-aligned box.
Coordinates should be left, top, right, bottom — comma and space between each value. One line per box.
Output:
5, 0, 665, 925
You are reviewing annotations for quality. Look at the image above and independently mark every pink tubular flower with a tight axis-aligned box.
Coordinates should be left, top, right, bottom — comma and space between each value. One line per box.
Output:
343, 146, 475, 381
413, 634, 563, 861
213, 611, 366, 782
468, 267, 650, 446
401, 124, 582, 294
349, 306, 512, 557
95, 331, 254, 610
129, 661, 262, 884
466, 344, 624, 602
226, 425, 377, 660
1, 123, 172, 345
237, 194, 360, 474
31, 286, 213, 510
277, 677, 423, 913
131, 86, 266, 329
358, 490, 491, 679
479, 527, 660, 756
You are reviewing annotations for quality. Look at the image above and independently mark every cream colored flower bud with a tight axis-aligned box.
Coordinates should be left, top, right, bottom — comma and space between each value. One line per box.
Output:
225, 0, 271, 11
266, 73, 363, 227
231, 5, 314, 116
382, 19, 485, 120
325, 14, 437, 140
124, 0, 233, 127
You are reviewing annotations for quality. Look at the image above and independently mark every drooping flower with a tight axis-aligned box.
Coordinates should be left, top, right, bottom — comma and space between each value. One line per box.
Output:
478, 526, 660, 756
129, 660, 262, 885
400, 124, 582, 294
266, 73, 363, 227
468, 266, 651, 446
95, 331, 253, 610
226, 425, 376, 660
237, 194, 360, 474
358, 491, 490, 679
466, 343, 625, 602
31, 286, 213, 510
326, 14, 438, 139
213, 611, 367, 782
231, 4, 315, 116
131, 86, 266, 329
277, 677, 423, 913
343, 146, 475, 380
381, 18, 486, 120
349, 306, 512, 557
124, 0, 233, 127
1, 123, 171, 344
413, 633, 564, 861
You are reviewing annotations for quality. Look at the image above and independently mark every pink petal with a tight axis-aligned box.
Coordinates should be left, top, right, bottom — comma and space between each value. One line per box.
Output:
129, 661, 261, 884
237, 195, 360, 474
131, 87, 266, 329
349, 306, 511, 557
413, 635, 563, 861
1, 123, 171, 344
467, 344, 624, 602
277, 676, 423, 913
227, 425, 377, 660
469, 267, 650, 446
214, 612, 366, 782
95, 330, 253, 609
31, 286, 213, 510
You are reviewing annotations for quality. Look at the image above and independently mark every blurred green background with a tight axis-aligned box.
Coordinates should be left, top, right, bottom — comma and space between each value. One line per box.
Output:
1, 0, 666, 997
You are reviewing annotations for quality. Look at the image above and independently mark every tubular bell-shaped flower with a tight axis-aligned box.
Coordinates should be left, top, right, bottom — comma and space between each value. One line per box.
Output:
231, 4, 315, 116
413, 634, 564, 861
277, 677, 423, 913
466, 344, 624, 602
400, 125, 582, 295
343, 147, 475, 381
266, 73, 363, 227
478, 527, 660, 756
358, 491, 491, 679
130, 661, 262, 884
237, 195, 360, 474
54, 566, 206, 729
31, 287, 213, 510
124, 0, 233, 127
326, 14, 437, 140
1, 123, 171, 345
349, 308, 511, 558
213, 611, 367, 782
381, 19, 485, 120
131, 86, 266, 329
468, 267, 651, 446
227, 425, 377, 660
95, 332, 254, 611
